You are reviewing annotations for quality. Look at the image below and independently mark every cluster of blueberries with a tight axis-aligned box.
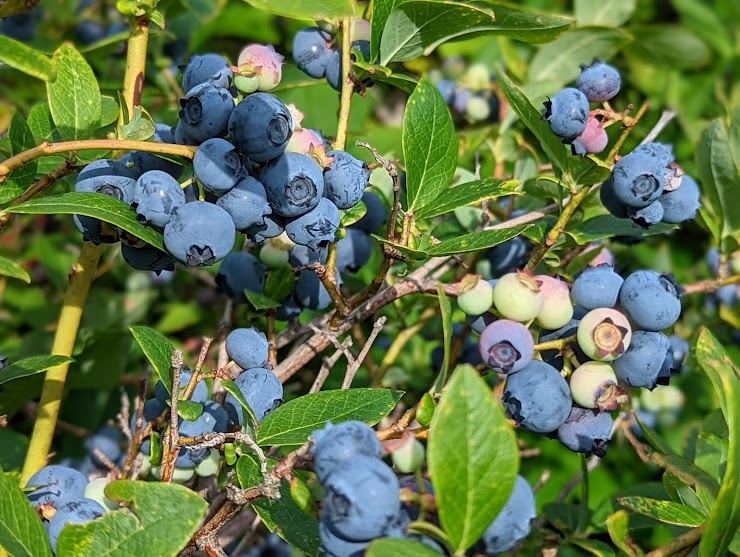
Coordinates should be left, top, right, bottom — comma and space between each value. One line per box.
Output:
0, 10, 39, 40
431, 58, 500, 124
73, 45, 375, 282
456, 259, 683, 458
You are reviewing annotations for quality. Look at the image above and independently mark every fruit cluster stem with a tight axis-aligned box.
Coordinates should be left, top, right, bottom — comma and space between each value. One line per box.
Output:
334, 16, 354, 151
121, 17, 150, 118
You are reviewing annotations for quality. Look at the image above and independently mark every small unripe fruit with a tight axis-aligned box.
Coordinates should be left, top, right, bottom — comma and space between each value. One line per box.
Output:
388, 433, 425, 473
534, 275, 574, 330
457, 277, 494, 316
259, 242, 290, 268
569, 361, 626, 411
493, 271, 544, 322
572, 113, 608, 156
478, 319, 534, 374
237, 43, 284, 91
577, 308, 632, 361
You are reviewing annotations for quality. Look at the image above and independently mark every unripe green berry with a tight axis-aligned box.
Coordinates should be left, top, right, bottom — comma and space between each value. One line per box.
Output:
492, 271, 544, 322
465, 96, 491, 122
457, 276, 494, 316
195, 449, 222, 477
83, 478, 118, 511
577, 308, 631, 361
260, 242, 290, 268
151, 465, 195, 483
234, 75, 260, 94
390, 434, 425, 473
534, 275, 574, 330
569, 361, 626, 411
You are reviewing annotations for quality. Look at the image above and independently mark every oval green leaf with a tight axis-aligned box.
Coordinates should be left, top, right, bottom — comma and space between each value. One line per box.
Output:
243, 0, 354, 20
129, 326, 174, 394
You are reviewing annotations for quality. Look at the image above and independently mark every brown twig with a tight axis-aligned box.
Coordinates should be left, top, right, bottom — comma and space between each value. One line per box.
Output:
342, 316, 386, 389
182, 337, 213, 401
681, 274, 740, 295
310, 344, 348, 393
160, 350, 184, 483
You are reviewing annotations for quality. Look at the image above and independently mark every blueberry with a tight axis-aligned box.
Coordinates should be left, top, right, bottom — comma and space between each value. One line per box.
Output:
228, 93, 293, 162
84, 425, 123, 469
619, 270, 681, 331
335, 228, 372, 273
310, 420, 382, 482
130, 397, 166, 438
260, 152, 325, 217
76, 19, 106, 44
290, 244, 328, 267
503, 360, 571, 433
155, 369, 209, 406
576, 307, 632, 362
163, 201, 236, 266
492, 272, 544, 322
479, 475, 536, 555
223, 368, 283, 426
484, 236, 529, 277
275, 294, 303, 321
318, 513, 370, 557
182, 53, 233, 91
323, 150, 370, 210
575, 60, 621, 102
225, 327, 270, 370
216, 176, 273, 232
215, 252, 266, 301
613, 331, 674, 389
610, 151, 665, 209
467, 312, 496, 335
176, 401, 230, 467
0, 12, 38, 41
178, 83, 234, 143
571, 263, 624, 310
542, 88, 590, 142
557, 407, 612, 457
658, 175, 701, 224
26, 465, 89, 509
534, 275, 574, 330
451, 87, 472, 116
599, 175, 630, 218
669, 334, 690, 371
131, 170, 186, 228
321, 455, 401, 541
245, 214, 286, 243
349, 191, 386, 234
324, 48, 343, 91
293, 27, 334, 79
572, 114, 608, 156
237, 43, 284, 91
569, 361, 625, 411
285, 197, 340, 250
174, 121, 200, 146
48, 497, 106, 553
436, 79, 456, 105
121, 123, 184, 179
478, 319, 534, 374
74, 214, 121, 244
465, 94, 492, 122
538, 318, 581, 370
294, 268, 342, 310
75, 158, 136, 203
193, 138, 247, 193
121, 243, 176, 274
629, 199, 664, 228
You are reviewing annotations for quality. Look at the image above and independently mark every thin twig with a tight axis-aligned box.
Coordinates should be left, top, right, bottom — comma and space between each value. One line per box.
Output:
342, 316, 386, 389
160, 350, 184, 483
640, 110, 677, 146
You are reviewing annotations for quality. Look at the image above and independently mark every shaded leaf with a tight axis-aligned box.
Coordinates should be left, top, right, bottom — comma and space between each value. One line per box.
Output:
433, 284, 453, 393
1, 112, 38, 203
414, 179, 520, 219
243, 0, 354, 20
574, 0, 637, 27
606, 510, 641, 557
264, 266, 295, 303
221, 378, 259, 427
129, 326, 174, 395
0, 36, 54, 81
367, 538, 443, 556
0, 255, 31, 284
0, 355, 74, 386
626, 25, 711, 70
244, 289, 281, 310
175, 400, 203, 422
427, 224, 532, 256
616, 497, 707, 527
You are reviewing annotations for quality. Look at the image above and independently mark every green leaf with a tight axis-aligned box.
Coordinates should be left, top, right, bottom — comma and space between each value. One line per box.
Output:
569, 155, 612, 186
264, 266, 295, 303
572, 539, 617, 557
626, 25, 711, 70
574, 0, 637, 27
433, 284, 453, 393
46, 44, 102, 141
27, 103, 62, 142
606, 510, 641, 557
371, 0, 403, 61
373, 237, 429, 261
414, 179, 520, 219
129, 326, 174, 395
566, 215, 675, 244
632, 411, 674, 455
426, 224, 532, 256
253, 480, 321, 557
528, 27, 632, 87
221, 378, 259, 426
616, 497, 707, 527
6, 192, 165, 250
0, 355, 74, 386
351, 62, 418, 94
0, 36, 55, 81
242, 0, 354, 20
694, 432, 729, 484
118, 106, 155, 141
244, 289, 281, 310
498, 71, 569, 172
56, 480, 207, 557
236, 453, 264, 489
428, 365, 519, 551
694, 328, 740, 557
0, 255, 31, 284
672, 0, 734, 61
461, 2, 573, 44
340, 201, 367, 226
544, 502, 587, 534
99, 96, 120, 127
367, 538, 444, 556
403, 77, 457, 213
0, 470, 53, 557
1, 112, 38, 204
257, 389, 404, 447
175, 400, 204, 422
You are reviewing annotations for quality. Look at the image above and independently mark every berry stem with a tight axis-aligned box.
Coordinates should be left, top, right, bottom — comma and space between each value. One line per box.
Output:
121, 17, 150, 119
19, 241, 105, 484
533, 334, 578, 352
681, 273, 740, 295
606, 101, 650, 166
334, 16, 354, 151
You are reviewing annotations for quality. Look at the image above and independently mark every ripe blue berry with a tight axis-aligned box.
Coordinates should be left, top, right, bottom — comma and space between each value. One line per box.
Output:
324, 48, 342, 91
293, 27, 334, 79
121, 123, 184, 179
542, 88, 590, 142
246, 214, 286, 243
575, 60, 621, 102
294, 268, 342, 310
318, 514, 371, 557
290, 244, 328, 267
503, 360, 571, 433
182, 53, 233, 91
260, 152, 325, 217
310, 420, 382, 482
484, 236, 529, 277
225, 327, 270, 370
155, 369, 209, 406
613, 331, 674, 390
75, 158, 136, 203
467, 311, 496, 335
336, 228, 372, 273
26, 465, 89, 509
163, 201, 235, 266
131, 170, 186, 228
193, 138, 247, 193
610, 151, 665, 209
350, 191, 386, 234
215, 176, 273, 232
658, 175, 701, 224
669, 335, 689, 371
619, 270, 681, 331
224, 368, 283, 426
436, 79, 456, 105
84, 425, 123, 468
228, 93, 293, 162
285, 197, 340, 250
600, 175, 630, 218
74, 215, 120, 244
176, 401, 230, 468
215, 251, 266, 301
122, 244, 174, 275
178, 83, 234, 143
569, 361, 625, 411
629, 199, 664, 228
479, 475, 536, 555
571, 264, 624, 310
323, 150, 370, 209
48, 497, 105, 553
478, 319, 534, 374
577, 308, 632, 361
557, 407, 612, 457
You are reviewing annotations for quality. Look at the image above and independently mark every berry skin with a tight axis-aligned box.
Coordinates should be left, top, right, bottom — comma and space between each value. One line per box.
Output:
484, 236, 529, 277
286, 128, 325, 155
181, 53, 233, 91
600, 175, 630, 218
658, 175, 701, 224
293, 27, 334, 79
575, 60, 621, 102
228, 92, 293, 162
260, 152, 325, 217
571, 263, 624, 310
259, 242, 290, 268
25, 465, 89, 510
310, 420, 382, 482
163, 202, 236, 266
224, 368, 283, 426
542, 88, 590, 142
323, 150, 370, 209
610, 151, 665, 209
121, 123, 184, 179
534, 275, 574, 330
216, 176, 273, 232
629, 199, 664, 228
178, 83, 234, 143
131, 170, 186, 228
75, 158, 136, 203
350, 191, 386, 234
479, 475, 536, 556
336, 228, 372, 273
245, 214, 286, 243
294, 268, 342, 310
457, 277, 494, 316
613, 331, 674, 390
225, 327, 270, 370
193, 138, 247, 193
215, 251, 266, 300
557, 407, 613, 457
318, 514, 371, 557
84, 425, 123, 468
478, 319, 534, 374
436, 79, 456, 105
577, 308, 632, 361
492, 272, 544, 322
619, 270, 681, 331
284, 197, 340, 250
569, 361, 625, 411
48, 497, 106, 553
237, 43, 284, 91
390, 435, 425, 473
155, 369, 209, 406
503, 360, 571, 433
74, 215, 120, 244
572, 114, 608, 156
290, 244, 328, 267
669, 335, 689, 371
324, 48, 343, 91
321, 455, 401, 541
467, 311, 496, 335
176, 401, 230, 468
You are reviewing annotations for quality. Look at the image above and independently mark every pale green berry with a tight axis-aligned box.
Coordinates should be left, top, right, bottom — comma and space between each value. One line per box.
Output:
463, 63, 491, 91
569, 361, 626, 411
389, 435, 425, 473
457, 277, 494, 316
577, 308, 632, 361
492, 271, 544, 322
151, 465, 195, 484
138, 458, 152, 477
260, 242, 290, 268
534, 275, 574, 330
234, 75, 260, 94
640, 385, 685, 413
83, 478, 118, 511
465, 96, 491, 122
195, 449, 222, 477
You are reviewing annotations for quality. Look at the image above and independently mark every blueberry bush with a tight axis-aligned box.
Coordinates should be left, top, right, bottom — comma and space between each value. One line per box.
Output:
0, 0, 739, 556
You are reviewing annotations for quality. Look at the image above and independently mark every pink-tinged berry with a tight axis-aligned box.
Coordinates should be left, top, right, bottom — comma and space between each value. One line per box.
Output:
577, 308, 631, 361
478, 319, 534, 374
583, 243, 615, 267
237, 44, 284, 92
572, 113, 608, 156
534, 275, 574, 330
387, 432, 425, 473
286, 128, 325, 156
287, 103, 305, 131
349, 18, 371, 42
569, 361, 627, 411
457, 276, 494, 316
492, 271, 544, 322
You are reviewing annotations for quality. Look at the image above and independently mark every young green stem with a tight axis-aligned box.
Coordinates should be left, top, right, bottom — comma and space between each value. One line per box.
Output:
533, 334, 578, 352
121, 17, 150, 118
334, 16, 354, 151
20, 242, 105, 484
